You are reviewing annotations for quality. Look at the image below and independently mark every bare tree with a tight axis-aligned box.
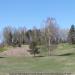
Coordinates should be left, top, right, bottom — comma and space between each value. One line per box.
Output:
12, 28, 22, 47
18, 27, 27, 44
42, 17, 59, 56
3, 26, 13, 45
59, 29, 69, 43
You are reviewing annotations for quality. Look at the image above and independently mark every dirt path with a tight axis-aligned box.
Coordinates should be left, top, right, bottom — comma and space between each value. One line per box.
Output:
0, 45, 32, 57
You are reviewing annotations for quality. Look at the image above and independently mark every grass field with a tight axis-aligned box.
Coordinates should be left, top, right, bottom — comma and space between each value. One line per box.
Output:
0, 47, 8, 52
0, 43, 75, 74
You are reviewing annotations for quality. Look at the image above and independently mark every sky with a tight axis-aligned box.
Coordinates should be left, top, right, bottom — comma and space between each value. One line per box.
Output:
0, 0, 75, 30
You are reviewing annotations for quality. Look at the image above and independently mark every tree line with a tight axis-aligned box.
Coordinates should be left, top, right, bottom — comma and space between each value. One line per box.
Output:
2, 17, 75, 56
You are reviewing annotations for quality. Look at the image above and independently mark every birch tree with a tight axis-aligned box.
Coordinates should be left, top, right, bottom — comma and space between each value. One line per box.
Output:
43, 17, 59, 56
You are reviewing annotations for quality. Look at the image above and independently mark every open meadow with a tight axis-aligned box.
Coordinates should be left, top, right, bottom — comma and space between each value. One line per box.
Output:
0, 44, 75, 75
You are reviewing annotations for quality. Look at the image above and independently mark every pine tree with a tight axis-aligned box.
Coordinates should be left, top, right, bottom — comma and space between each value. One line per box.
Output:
29, 41, 40, 56
68, 25, 75, 44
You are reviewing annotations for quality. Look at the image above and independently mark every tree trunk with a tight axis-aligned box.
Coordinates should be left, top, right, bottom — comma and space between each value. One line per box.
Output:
48, 37, 51, 56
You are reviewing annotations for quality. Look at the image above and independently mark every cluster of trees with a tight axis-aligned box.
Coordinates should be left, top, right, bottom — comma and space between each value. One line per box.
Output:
2, 17, 60, 56
3, 27, 41, 46
2, 17, 75, 56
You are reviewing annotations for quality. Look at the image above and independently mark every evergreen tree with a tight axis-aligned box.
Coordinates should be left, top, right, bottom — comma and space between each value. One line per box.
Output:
29, 41, 40, 56
68, 25, 75, 44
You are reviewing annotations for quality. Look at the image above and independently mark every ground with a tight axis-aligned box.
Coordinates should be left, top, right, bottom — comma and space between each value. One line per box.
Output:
0, 44, 75, 75
0, 45, 31, 57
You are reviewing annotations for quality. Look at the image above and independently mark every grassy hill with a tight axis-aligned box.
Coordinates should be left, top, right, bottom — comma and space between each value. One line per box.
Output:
0, 43, 75, 74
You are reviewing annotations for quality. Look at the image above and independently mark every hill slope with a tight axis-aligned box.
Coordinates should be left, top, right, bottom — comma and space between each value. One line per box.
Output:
0, 45, 31, 57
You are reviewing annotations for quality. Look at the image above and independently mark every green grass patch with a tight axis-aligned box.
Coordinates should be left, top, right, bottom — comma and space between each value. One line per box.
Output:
0, 43, 75, 74
0, 47, 7, 52
0, 56, 75, 73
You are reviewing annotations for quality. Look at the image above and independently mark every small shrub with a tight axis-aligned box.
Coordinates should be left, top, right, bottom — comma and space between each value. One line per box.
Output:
29, 41, 40, 56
